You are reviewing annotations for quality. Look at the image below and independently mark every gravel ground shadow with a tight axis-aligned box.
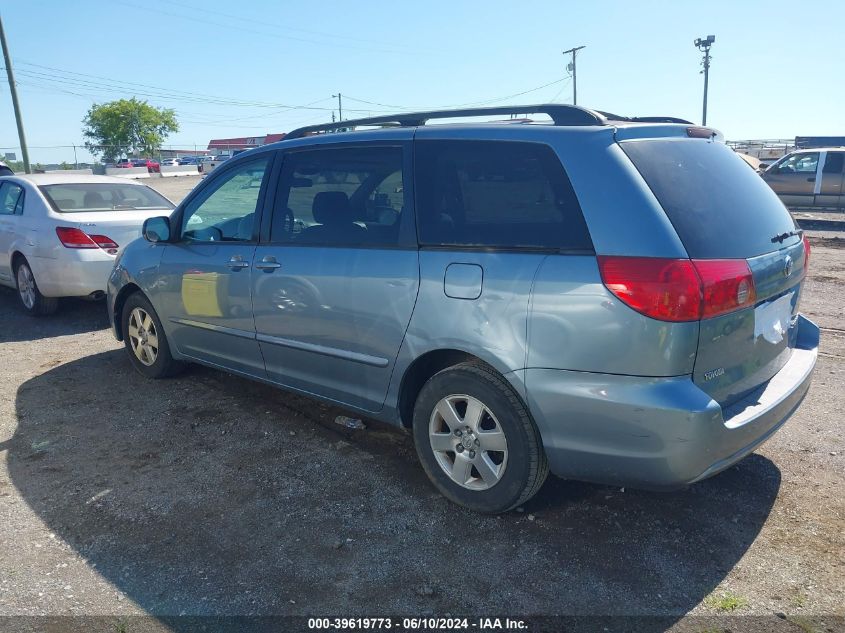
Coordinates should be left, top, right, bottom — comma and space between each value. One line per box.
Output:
0, 288, 110, 343
9, 350, 781, 626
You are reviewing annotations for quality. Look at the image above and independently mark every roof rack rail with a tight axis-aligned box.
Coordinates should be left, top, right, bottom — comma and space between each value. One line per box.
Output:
593, 111, 694, 125
627, 116, 694, 124
285, 104, 609, 140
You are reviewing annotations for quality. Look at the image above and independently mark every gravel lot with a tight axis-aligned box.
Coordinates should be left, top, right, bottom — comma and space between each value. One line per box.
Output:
0, 174, 842, 631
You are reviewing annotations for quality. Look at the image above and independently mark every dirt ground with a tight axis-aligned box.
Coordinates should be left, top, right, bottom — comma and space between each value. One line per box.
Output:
0, 175, 842, 631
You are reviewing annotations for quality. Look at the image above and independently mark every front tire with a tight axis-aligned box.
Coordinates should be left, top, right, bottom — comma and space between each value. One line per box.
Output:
412, 362, 548, 514
15, 259, 58, 316
121, 292, 183, 378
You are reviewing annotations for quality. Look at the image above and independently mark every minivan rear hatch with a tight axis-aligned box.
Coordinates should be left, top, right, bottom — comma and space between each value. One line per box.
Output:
620, 136, 809, 407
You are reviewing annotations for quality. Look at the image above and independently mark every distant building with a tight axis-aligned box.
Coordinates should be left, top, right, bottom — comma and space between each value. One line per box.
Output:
207, 133, 287, 153
159, 148, 211, 158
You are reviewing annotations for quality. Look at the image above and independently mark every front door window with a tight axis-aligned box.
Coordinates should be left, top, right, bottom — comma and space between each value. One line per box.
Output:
181, 158, 270, 242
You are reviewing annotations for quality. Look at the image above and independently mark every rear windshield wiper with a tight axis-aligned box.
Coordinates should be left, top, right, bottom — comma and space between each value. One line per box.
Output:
771, 229, 803, 244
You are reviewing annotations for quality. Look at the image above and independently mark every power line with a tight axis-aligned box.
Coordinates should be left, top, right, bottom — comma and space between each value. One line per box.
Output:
13, 60, 575, 123
13, 64, 331, 110
342, 76, 572, 111
115, 1, 420, 57
165, 0, 426, 52
9, 66, 392, 119
548, 75, 573, 102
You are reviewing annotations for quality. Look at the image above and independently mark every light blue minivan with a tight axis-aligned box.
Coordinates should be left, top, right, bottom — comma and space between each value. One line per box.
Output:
108, 105, 818, 513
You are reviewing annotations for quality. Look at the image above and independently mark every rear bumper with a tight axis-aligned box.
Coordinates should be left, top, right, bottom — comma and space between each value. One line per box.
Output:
28, 253, 115, 298
524, 315, 819, 489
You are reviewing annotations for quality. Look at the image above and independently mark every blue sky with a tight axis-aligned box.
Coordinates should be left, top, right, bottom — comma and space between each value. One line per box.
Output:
1, 0, 843, 164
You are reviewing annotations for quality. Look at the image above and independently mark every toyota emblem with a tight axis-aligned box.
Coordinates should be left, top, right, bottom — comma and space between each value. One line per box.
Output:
783, 255, 793, 278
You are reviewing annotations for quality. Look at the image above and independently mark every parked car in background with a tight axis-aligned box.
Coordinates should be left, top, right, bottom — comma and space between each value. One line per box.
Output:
761, 148, 845, 208
115, 158, 161, 173
135, 158, 161, 173
0, 174, 174, 315
178, 156, 202, 166
197, 155, 230, 174
159, 158, 180, 167
108, 104, 818, 513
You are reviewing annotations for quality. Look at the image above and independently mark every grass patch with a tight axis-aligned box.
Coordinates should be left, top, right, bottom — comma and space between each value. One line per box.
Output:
791, 592, 807, 608
705, 591, 748, 612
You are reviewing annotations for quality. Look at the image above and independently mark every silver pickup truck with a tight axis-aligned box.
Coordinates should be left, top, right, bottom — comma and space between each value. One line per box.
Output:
762, 147, 845, 208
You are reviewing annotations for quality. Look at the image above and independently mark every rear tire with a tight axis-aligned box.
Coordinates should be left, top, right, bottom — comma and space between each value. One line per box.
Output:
412, 362, 548, 514
14, 258, 58, 316
121, 292, 183, 379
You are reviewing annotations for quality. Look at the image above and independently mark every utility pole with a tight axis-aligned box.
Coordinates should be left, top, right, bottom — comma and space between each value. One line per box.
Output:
332, 93, 343, 122
0, 12, 31, 173
562, 45, 585, 105
694, 35, 715, 125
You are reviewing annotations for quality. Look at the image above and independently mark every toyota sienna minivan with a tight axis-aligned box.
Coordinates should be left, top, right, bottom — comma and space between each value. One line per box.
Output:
107, 104, 819, 513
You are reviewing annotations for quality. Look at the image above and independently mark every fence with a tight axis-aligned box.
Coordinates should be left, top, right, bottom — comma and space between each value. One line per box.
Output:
0, 143, 222, 174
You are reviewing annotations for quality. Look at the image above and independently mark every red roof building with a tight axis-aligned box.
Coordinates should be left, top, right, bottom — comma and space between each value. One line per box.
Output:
207, 133, 286, 151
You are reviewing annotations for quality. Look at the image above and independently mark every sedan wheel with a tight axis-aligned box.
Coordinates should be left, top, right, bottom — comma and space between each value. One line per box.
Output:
16, 264, 36, 310
127, 307, 159, 367
14, 259, 58, 316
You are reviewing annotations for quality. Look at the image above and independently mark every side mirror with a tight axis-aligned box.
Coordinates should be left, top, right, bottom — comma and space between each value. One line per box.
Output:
143, 216, 171, 243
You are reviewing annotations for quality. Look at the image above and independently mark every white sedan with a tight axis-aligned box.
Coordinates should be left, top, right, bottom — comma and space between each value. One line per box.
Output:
0, 174, 175, 315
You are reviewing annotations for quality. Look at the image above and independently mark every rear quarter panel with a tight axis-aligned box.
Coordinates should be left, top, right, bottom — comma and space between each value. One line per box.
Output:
526, 127, 699, 376
526, 255, 699, 375
384, 249, 547, 411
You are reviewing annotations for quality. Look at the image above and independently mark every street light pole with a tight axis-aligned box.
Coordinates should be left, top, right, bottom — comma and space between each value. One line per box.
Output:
0, 12, 31, 173
694, 35, 715, 125
562, 45, 585, 105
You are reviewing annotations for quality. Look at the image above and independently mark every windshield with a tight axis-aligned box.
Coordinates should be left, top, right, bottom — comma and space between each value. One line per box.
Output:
40, 183, 174, 212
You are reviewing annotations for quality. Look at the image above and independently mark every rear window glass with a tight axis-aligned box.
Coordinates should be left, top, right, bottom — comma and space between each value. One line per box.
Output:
40, 183, 174, 213
415, 140, 592, 251
823, 152, 844, 174
621, 139, 799, 258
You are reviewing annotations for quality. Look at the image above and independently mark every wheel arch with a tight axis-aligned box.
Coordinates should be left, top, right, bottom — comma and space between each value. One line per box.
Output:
10, 250, 26, 272
396, 349, 521, 429
112, 282, 143, 341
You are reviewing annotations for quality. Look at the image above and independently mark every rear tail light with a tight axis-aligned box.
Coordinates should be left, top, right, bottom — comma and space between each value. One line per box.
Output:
598, 256, 756, 322
56, 227, 118, 252
693, 259, 756, 319
89, 235, 119, 249
56, 227, 97, 248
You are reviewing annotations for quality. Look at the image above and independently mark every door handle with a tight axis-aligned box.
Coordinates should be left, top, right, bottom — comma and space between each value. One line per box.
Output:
226, 255, 250, 270
255, 256, 281, 271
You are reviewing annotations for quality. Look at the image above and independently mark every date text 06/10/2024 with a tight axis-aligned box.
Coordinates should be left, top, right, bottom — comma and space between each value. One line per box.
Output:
307, 617, 528, 630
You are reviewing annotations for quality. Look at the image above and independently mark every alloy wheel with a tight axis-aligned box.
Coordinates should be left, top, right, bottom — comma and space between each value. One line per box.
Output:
428, 394, 508, 490
17, 265, 36, 310
127, 307, 159, 367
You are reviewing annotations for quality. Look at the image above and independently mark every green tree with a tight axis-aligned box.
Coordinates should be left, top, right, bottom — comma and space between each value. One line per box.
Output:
82, 98, 178, 162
